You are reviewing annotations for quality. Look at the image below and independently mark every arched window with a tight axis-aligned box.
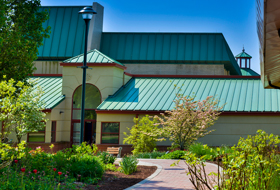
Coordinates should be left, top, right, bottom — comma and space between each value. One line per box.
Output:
72, 84, 101, 120
71, 84, 101, 145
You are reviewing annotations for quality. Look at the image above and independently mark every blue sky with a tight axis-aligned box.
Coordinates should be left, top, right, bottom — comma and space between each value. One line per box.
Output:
41, 0, 260, 74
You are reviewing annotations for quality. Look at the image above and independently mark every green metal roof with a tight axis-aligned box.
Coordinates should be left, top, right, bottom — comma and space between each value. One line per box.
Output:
240, 68, 260, 76
31, 77, 64, 109
38, 6, 88, 60
235, 51, 252, 58
98, 77, 280, 112
100, 33, 242, 75
63, 49, 124, 66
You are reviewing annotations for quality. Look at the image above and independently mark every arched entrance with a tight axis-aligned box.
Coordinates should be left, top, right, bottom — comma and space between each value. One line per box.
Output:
71, 84, 101, 145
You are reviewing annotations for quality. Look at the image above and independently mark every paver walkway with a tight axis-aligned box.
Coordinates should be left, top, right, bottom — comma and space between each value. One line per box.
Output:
126, 159, 218, 190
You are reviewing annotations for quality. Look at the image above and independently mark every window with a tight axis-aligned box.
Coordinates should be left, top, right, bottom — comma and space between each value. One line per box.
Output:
28, 128, 45, 143
51, 121, 56, 143
72, 84, 101, 120
101, 123, 119, 144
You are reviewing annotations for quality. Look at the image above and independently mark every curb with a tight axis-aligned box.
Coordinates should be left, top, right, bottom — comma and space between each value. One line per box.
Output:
124, 161, 162, 190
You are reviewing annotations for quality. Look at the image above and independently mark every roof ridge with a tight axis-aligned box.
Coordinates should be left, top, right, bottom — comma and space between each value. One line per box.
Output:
93, 49, 123, 65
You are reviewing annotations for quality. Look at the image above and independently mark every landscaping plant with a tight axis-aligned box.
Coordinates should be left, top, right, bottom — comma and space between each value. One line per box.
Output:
157, 150, 187, 159
135, 148, 166, 159
123, 115, 165, 155
98, 151, 116, 164
0, 77, 46, 143
183, 130, 280, 190
189, 143, 216, 160
155, 91, 222, 150
0, 142, 105, 188
119, 155, 138, 175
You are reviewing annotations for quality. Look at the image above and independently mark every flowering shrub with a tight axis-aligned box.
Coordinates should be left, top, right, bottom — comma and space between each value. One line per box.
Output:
0, 142, 104, 188
155, 94, 222, 150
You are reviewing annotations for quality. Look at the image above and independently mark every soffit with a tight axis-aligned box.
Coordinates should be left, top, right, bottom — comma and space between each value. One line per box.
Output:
260, 0, 280, 88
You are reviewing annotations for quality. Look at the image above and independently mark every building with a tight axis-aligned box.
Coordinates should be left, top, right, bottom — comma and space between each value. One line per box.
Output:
8, 2, 280, 153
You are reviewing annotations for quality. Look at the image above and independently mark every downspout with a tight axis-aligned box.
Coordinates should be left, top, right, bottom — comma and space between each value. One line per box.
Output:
268, 81, 280, 89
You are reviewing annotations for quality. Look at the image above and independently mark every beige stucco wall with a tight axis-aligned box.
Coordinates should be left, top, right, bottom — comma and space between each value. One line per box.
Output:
3, 113, 51, 143
200, 115, 280, 146
96, 114, 280, 147
56, 65, 126, 143
33, 61, 62, 74
96, 113, 171, 145
125, 64, 225, 75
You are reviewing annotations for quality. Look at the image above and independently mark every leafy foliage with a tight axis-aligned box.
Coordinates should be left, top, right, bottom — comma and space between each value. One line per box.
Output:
135, 149, 166, 159
0, 77, 46, 143
155, 94, 222, 150
183, 130, 280, 190
0, 0, 50, 82
98, 151, 116, 164
0, 142, 104, 187
157, 150, 187, 159
123, 115, 165, 155
188, 143, 216, 160
119, 155, 138, 175
68, 154, 104, 183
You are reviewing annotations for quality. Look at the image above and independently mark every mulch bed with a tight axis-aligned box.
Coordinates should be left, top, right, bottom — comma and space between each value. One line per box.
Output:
85, 165, 157, 190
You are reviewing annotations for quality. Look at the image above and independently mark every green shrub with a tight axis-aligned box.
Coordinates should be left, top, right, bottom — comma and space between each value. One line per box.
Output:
157, 150, 186, 159
69, 154, 104, 183
104, 163, 118, 171
184, 130, 280, 190
135, 149, 166, 159
119, 155, 138, 175
64, 142, 97, 157
123, 115, 165, 155
98, 151, 116, 164
189, 142, 216, 160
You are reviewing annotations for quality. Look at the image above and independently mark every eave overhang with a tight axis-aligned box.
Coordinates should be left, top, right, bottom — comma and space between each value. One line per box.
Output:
259, 0, 280, 88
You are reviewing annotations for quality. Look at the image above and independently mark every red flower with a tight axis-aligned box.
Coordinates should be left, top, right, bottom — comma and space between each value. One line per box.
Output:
53, 168, 57, 172
14, 160, 18, 163
33, 169, 37, 174
21, 168, 26, 173
58, 172, 62, 175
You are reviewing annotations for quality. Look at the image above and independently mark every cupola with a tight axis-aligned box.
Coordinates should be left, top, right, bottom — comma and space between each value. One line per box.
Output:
235, 48, 252, 69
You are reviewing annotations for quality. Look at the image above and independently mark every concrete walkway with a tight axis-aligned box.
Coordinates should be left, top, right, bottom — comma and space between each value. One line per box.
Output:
120, 159, 219, 190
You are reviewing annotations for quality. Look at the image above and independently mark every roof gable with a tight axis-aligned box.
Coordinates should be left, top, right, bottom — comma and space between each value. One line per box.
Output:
98, 77, 279, 112
38, 6, 88, 60
100, 32, 241, 75
63, 49, 124, 66
235, 52, 252, 58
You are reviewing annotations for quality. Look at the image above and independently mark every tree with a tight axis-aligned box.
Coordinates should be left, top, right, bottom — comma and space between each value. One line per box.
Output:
0, 0, 50, 82
123, 115, 165, 155
0, 76, 46, 143
155, 94, 223, 150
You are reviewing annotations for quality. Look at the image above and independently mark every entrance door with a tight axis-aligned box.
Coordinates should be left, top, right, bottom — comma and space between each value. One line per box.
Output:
71, 84, 101, 145
72, 121, 96, 145
84, 121, 93, 144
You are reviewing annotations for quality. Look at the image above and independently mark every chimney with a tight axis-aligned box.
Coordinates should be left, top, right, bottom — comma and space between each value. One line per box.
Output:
87, 2, 104, 51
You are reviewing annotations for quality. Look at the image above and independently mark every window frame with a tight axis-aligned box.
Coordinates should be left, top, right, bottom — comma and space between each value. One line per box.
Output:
51, 121, 56, 143
27, 126, 46, 143
101, 122, 120, 144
